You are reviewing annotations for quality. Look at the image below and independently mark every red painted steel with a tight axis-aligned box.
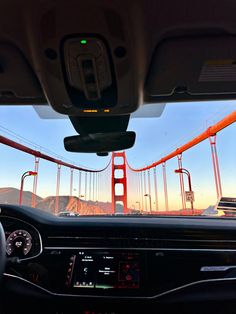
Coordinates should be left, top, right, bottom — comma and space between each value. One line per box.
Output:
93, 173, 95, 201
70, 168, 74, 198
126, 110, 236, 172
31, 157, 40, 208
209, 136, 222, 198
89, 172, 92, 201
177, 154, 186, 210
162, 163, 169, 211
19, 171, 37, 206
84, 172, 87, 201
0, 135, 110, 173
147, 170, 152, 212
143, 171, 147, 211
77, 171, 82, 211
140, 172, 144, 212
55, 164, 61, 214
111, 152, 128, 214
153, 167, 158, 211
137, 173, 140, 209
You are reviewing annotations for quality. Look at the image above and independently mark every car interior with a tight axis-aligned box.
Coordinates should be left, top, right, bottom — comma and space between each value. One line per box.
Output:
2, 0, 236, 313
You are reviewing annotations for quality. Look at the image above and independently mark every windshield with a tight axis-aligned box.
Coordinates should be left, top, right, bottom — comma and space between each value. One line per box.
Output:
1, 100, 236, 217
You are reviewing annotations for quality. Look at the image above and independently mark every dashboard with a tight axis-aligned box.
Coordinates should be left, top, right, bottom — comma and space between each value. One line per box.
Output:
2, 204, 236, 314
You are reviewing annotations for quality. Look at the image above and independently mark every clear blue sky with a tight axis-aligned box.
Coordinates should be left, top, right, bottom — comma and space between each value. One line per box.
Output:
1, 100, 236, 210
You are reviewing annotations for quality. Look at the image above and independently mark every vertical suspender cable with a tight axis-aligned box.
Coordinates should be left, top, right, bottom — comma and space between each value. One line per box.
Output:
177, 154, 186, 210
162, 162, 169, 211
153, 167, 158, 212
70, 168, 74, 199
140, 172, 144, 212
77, 171, 82, 212
209, 135, 222, 199
84, 172, 87, 201
89, 172, 92, 202
32, 157, 40, 208
143, 171, 147, 211
147, 170, 152, 212
55, 164, 61, 214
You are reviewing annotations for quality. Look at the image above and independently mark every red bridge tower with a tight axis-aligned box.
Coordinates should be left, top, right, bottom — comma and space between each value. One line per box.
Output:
111, 152, 128, 214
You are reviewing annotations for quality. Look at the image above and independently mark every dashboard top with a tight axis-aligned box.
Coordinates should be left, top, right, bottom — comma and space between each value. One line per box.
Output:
1, 204, 236, 243
1, 203, 236, 229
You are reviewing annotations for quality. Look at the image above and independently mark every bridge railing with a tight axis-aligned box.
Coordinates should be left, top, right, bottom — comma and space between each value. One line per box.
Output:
125, 111, 236, 215
0, 134, 111, 214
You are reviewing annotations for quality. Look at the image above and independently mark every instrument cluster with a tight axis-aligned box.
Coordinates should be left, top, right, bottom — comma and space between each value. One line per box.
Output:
0, 216, 42, 260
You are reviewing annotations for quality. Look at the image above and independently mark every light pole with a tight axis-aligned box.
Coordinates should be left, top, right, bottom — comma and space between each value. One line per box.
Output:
136, 201, 141, 212
174, 168, 194, 212
144, 194, 152, 213
19, 171, 38, 206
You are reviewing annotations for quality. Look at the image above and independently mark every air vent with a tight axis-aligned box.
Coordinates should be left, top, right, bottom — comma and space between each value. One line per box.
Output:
45, 234, 236, 250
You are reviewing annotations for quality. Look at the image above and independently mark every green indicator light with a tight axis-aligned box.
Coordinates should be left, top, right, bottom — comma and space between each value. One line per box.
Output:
80, 39, 87, 45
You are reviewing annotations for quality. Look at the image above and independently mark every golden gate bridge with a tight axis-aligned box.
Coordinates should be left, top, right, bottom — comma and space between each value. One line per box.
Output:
1, 110, 236, 215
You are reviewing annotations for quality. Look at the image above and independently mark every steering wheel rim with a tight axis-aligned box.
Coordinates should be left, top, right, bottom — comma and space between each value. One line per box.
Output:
0, 222, 6, 283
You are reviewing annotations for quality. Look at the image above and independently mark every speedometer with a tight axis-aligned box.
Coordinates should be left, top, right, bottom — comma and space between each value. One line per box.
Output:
6, 229, 32, 257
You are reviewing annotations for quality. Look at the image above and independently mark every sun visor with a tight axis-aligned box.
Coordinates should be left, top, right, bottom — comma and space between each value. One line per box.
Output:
146, 36, 236, 100
0, 44, 43, 102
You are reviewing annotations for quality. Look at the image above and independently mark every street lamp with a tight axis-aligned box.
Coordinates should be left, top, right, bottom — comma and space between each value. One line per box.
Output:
136, 201, 141, 211
144, 194, 152, 213
174, 168, 194, 212
19, 171, 38, 205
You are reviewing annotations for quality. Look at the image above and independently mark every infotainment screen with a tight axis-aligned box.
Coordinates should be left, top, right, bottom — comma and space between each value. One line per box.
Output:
73, 251, 140, 289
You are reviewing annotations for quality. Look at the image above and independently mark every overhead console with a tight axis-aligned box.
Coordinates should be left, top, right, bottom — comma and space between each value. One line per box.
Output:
63, 36, 116, 108
2, 2, 236, 118
0, 1, 147, 117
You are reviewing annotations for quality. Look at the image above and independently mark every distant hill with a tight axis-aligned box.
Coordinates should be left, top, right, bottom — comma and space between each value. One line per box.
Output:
36, 196, 113, 215
0, 187, 113, 215
0, 187, 42, 207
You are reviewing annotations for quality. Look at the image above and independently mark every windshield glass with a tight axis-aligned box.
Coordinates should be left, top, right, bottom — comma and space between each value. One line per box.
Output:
1, 100, 236, 217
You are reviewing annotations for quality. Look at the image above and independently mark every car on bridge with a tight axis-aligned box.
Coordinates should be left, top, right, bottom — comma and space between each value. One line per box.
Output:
215, 197, 236, 216
58, 211, 80, 217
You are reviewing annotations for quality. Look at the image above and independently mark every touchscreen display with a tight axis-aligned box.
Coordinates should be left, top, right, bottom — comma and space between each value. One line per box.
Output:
73, 251, 140, 289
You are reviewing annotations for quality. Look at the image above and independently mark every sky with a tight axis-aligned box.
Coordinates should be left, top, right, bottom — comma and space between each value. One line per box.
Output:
1, 100, 236, 210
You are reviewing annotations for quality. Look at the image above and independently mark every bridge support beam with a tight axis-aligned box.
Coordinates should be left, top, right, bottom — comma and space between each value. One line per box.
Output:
70, 168, 74, 199
77, 171, 82, 212
31, 157, 40, 208
209, 135, 222, 199
111, 152, 128, 214
177, 154, 186, 210
55, 164, 61, 214
140, 172, 144, 212
162, 162, 169, 211
153, 167, 158, 211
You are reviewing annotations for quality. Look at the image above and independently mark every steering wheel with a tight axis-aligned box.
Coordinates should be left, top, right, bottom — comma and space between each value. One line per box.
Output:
0, 223, 6, 282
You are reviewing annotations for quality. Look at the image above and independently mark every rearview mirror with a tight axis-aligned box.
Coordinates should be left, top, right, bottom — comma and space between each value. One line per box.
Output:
64, 132, 136, 153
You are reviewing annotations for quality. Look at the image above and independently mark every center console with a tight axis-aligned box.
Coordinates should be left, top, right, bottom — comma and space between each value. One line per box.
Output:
48, 249, 146, 297
10, 245, 236, 299
70, 250, 140, 290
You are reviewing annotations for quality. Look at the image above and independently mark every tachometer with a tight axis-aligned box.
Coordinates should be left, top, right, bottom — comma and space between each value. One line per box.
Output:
6, 229, 32, 257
